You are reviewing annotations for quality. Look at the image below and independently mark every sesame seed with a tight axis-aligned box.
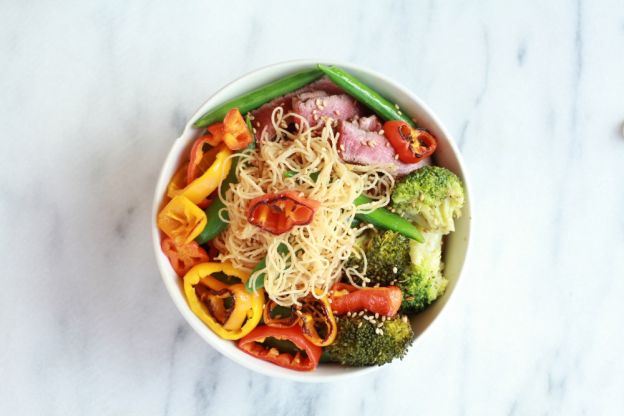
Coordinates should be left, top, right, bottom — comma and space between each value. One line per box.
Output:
358, 311, 365, 316
402, 316, 409, 323
340, 144, 345, 152
379, 130, 384, 135
358, 322, 363, 328
382, 316, 387, 321
255, 122, 260, 127
392, 266, 398, 274
385, 142, 391, 147
394, 104, 400, 110
378, 329, 384, 336
374, 312, 379, 319
377, 322, 383, 328
394, 154, 400, 160
398, 111, 402, 115
294, 123, 300, 129
252, 128, 257, 134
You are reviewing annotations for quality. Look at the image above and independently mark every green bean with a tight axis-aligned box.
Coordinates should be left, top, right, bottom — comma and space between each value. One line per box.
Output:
193, 69, 323, 128
245, 243, 289, 292
317, 64, 415, 127
353, 195, 424, 242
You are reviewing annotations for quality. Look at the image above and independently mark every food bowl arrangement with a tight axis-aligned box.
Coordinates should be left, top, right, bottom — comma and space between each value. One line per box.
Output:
152, 60, 471, 382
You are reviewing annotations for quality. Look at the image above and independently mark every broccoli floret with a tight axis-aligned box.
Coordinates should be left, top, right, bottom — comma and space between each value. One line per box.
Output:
346, 230, 410, 286
409, 230, 443, 276
325, 315, 414, 366
391, 166, 465, 234
399, 268, 447, 314
399, 230, 447, 313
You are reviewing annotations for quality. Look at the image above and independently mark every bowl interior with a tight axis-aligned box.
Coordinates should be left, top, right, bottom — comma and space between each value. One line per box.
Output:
152, 60, 471, 382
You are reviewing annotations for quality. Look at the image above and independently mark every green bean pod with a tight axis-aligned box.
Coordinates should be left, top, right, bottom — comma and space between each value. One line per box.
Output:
245, 243, 289, 292
317, 64, 416, 127
193, 69, 323, 128
353, 195, 424, 242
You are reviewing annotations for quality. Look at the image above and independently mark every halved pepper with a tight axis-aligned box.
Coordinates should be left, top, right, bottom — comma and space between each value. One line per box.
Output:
167, 162, 189, 199
183, 262, 263, 340
158, 195, 207, 244
262, 293, 337, 347
205, 109, 253, 151
181, 143, 232, 205
237, 325, 322, 371
330, 283, 402, 317
383, 120, 437, 164
161, 237, 209, 277
247, 191, 320, 235
187, 136, 224, 184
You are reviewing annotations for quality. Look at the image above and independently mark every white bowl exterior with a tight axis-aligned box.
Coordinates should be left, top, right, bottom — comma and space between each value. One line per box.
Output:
151, 60, 472, 382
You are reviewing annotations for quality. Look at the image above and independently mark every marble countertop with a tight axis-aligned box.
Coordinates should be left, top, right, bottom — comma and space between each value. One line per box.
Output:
2, 1, 623, 414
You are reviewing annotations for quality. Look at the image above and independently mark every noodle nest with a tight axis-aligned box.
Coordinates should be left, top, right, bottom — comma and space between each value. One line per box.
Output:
214, 108, 395, 306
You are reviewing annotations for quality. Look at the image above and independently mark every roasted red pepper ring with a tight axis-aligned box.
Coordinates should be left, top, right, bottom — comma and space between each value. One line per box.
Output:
247, 191, 320, 235
330, 283, 402, 317
383, 120, 437, 164
237, 325, 322, 371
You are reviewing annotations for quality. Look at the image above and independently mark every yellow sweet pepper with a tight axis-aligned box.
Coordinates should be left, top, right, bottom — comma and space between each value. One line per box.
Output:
181, 143, 232, 205
183, 262, 263, 340
157, 195, 207, 244
166, 162, 189, 199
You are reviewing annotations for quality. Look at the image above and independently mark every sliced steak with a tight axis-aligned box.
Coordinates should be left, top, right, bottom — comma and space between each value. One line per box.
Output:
251, 76, 345, 140
355, 115, 383, 132
337, 121, 430, 177
292, 94, 362, 128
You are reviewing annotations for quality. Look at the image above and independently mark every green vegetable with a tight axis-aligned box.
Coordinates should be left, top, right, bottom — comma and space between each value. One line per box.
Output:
354, 195, 424, 242
317, 64, 415, 127
195, 115, 256, 245
399, 231, 447, 313
324, 315, 414, 366
347, 230, 410, 286
309, 171, 320, 182
391, 166, 465, 235
194, 69, 323, 128
283, 170, 297, 178
245, 243, 289, 292
399, 267, 447, 314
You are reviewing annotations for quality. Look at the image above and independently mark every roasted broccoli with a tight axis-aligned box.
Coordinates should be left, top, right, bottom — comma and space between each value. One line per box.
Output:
324, 315, 414, 366
347, 230, 410, 286
391, 166, 465, 234
399, 230, 447, 313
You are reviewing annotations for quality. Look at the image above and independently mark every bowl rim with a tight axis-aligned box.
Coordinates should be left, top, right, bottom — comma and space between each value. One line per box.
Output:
151, 59, 472, 382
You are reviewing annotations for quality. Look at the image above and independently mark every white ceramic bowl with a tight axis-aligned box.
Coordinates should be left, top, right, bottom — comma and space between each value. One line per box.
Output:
152, 60, 472, 382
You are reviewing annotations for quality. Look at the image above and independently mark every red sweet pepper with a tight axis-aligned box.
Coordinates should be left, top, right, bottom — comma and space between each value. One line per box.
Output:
247, 191, 320, 235
330, 283, 402, 317
383, 120, 437, 164
160, 237, 210, 277
237, 325, 322, 371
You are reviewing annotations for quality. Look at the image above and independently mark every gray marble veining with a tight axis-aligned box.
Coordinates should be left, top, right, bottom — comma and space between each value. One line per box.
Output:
1, 0, 623, 414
